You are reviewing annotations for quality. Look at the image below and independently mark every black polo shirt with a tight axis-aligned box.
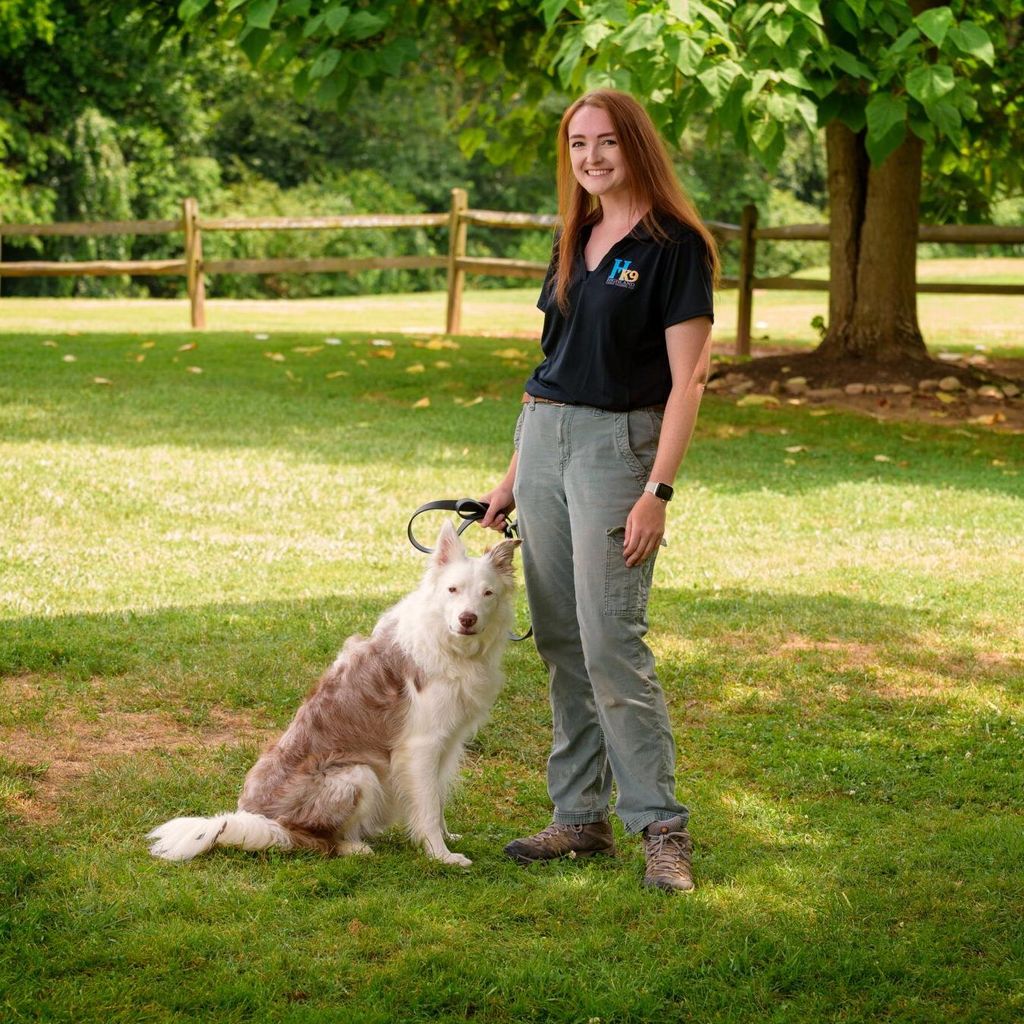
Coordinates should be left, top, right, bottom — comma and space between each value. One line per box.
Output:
526, 218, 714, 411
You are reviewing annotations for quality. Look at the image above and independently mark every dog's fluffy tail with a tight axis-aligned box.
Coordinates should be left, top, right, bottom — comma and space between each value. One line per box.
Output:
147, 810, 292, 862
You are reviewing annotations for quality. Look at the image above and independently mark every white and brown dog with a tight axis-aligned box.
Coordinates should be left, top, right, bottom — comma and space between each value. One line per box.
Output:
148, 521, 519, 867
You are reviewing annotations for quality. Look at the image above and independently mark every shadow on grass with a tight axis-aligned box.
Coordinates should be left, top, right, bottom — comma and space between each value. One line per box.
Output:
1, 332, 1021, 499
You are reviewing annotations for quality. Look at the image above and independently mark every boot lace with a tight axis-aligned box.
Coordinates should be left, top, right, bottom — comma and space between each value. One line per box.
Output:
645, 828, 692, 875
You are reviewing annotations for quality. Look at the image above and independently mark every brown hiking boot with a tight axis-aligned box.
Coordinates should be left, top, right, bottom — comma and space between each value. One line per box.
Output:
504, 821, 616, 865
642, 816, 694, 892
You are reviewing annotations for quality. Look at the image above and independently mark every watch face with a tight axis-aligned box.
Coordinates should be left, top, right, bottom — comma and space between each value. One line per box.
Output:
655, 483, 673, 501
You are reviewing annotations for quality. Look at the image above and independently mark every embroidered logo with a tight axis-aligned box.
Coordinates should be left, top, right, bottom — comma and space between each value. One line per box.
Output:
606, 258, 639, 289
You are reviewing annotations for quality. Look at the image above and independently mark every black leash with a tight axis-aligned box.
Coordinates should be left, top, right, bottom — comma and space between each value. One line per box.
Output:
407, 498, 532, 642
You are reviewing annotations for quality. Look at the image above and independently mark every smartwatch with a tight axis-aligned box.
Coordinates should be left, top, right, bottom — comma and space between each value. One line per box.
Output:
644, 480, 674, 502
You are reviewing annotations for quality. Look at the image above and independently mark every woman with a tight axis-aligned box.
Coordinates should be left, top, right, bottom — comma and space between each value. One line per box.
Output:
481, 90, 717, 892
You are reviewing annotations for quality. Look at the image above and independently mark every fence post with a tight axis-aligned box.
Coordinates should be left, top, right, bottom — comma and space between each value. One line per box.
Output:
445, 187, 468, 335
735, 203, 758, 357
182, 197, 206, 329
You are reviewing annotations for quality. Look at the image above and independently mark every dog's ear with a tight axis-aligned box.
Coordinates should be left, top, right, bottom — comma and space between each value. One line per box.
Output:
433, 519, 466, 567
486, 537, 521, 576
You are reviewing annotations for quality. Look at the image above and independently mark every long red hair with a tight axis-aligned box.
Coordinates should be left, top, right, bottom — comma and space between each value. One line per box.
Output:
553, 89, 719, 313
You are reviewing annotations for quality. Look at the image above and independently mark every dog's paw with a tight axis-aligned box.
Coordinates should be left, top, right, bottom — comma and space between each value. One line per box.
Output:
336, 840, 374, 856
436, 850, 473, 868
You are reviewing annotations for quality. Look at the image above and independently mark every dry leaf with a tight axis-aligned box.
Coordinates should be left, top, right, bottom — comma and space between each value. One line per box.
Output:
454, 396, 484, 408
263, 351, 286, 362
784, 445, 808, 453
783, 458, 796, 466
140, 341, 156, 349
62, 354, 77, 363
285, 370, 298, 382
736, 393, 779, 407
935, 392, 957, 404
42, 340, 58, 348
186, 366, 203, 374
325, 337, 342, 346
873, 454, 891, 462
493, 348, 526, 360
91, 377, 113, 386
370, 338, 393, 347
405, 363, 426, 374
292, 346, 324, 355
325, 370, 349, 379
424, 337, 459, 350
372, 348, 396, 360
991, 459, 1006, 466
435, 360, 452, 369
412, 397, 431, 409
178, 342, 197, 352
254, 332, 270, 340
132, 354, 146, 363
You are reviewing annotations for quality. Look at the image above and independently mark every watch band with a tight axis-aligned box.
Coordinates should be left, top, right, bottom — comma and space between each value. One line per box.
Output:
644, 480, 674, 502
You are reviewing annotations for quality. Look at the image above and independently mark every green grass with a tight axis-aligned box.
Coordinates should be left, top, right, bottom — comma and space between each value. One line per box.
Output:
1, 313, 1023, 1023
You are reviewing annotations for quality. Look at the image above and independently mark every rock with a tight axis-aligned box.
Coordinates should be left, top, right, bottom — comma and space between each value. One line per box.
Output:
937, 352, 961, 362
938, 376, 962, 392
918, 379, 940, 392
805, 387, 844, 399
731, 380, 756, 394
891, 384, 912, 394
1002, 383, 1021, 398
967, 354, 990, 367
845, 383, 866, 395
864, 384, 879, 395
768, 379, 780, 395
784, 376, 808, 394
705, 378, 724, 391
976, 385, 1005, 402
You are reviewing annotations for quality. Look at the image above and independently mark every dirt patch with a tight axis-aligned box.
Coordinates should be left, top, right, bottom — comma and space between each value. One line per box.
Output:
709, 349, 1024, 433
2, 706, 274, 824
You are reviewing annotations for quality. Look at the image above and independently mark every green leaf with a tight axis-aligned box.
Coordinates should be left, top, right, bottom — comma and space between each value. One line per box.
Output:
906, 64, 955, 106
346, 10, 387, 40
697, 60, 742, 103
947, 21, 995, 66
830, 47, 875, 80
177, 0, 212, 20
865, 121, 906, 165
238, 26, 271, 64
541, 0, 571, 29
458, 126, 487, 158
581, 20, 613, 49
278, 0, 310, 16
324, 5, 350, 34
926, 98, 962, 138
786, 0, 823, 26
309, 48, 341, 79
887, 27, 919, 57
765, 16, 793, 49
866, 91, 907, 140
246, 0, 278, 31
844, 0, 867, 23
915, 7, 953, 48
616, 12, 664, 54
666, 33, 703, 75
302, 13, 324, 38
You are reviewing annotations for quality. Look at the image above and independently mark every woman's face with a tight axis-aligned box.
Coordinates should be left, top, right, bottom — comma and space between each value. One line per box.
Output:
566, 104, 630, 201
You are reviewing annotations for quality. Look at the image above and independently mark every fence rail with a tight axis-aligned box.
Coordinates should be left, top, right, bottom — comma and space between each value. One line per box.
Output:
2, 192, 1022, 350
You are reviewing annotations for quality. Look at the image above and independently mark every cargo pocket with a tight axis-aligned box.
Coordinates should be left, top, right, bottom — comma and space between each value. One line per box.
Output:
614, 409, 662, 484
604, 526, 656, 617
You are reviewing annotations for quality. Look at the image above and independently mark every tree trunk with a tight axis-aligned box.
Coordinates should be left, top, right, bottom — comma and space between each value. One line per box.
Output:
817, 121, 929, 363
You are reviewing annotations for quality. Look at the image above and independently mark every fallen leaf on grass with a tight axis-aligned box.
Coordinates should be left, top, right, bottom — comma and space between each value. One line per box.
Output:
178, 342, 197, 352
291, 346, 324, 355
263, 352, 286, 362
91, 377, 113, 386
186, 366, 203, 374
412, 397, 431, 409
405, 363, 426, 374
42, 340, 58, 348
493, 348, 526, 360
285, 370, 299, 382
254, 333, 270, 341
325, 370, 349, 379
454, 396, 484, 407
873, 454, 891, 462
325, 337, 342, 346
140, 341, 156, 349
129, 354, 146, 363
370, 338, 393, 347
970, 413, 1006, 426
736, 393, 779, 407
435, 360, 452, 369
62, 354, 77, 363
784, 445, 808, 453
935, 392, 957, 404
421, 337, 459, 351
372, 348, 397, 360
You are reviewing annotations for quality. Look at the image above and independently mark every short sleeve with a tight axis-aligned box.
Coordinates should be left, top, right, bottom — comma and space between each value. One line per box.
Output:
660, 233, 715, 329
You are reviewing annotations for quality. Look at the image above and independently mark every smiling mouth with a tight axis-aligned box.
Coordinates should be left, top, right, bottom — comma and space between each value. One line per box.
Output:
586, 169, 611, 176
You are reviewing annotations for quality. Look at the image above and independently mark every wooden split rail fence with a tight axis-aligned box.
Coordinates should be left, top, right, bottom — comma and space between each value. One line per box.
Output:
2, 191, 1022, 354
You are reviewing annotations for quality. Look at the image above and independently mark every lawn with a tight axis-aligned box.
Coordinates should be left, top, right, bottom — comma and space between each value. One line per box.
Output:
1, 305, 1023, 1023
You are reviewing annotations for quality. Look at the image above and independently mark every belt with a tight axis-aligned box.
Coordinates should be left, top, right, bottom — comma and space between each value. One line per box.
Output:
522, 392, 569, 406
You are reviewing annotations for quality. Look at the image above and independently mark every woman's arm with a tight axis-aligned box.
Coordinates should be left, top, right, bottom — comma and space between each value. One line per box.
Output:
622, 316, 713, 567
480, 450, 519, 532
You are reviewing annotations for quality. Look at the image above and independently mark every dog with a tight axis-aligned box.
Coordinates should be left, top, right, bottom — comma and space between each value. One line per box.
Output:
148, 520, 519, 867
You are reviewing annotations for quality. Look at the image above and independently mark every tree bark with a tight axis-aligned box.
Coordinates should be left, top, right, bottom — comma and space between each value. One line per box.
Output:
818, 121, 929, 363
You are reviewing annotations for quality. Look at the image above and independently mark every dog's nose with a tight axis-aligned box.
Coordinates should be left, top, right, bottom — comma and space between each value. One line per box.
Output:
459, 612, 478, 629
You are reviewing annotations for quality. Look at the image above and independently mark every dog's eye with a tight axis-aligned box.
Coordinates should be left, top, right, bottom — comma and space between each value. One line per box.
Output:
483, 589, 494, 597
448, 586, 457, 593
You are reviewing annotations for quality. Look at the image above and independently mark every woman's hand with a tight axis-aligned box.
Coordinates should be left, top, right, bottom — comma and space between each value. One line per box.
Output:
479, 482, 515, 532
623, 491, 666, 567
